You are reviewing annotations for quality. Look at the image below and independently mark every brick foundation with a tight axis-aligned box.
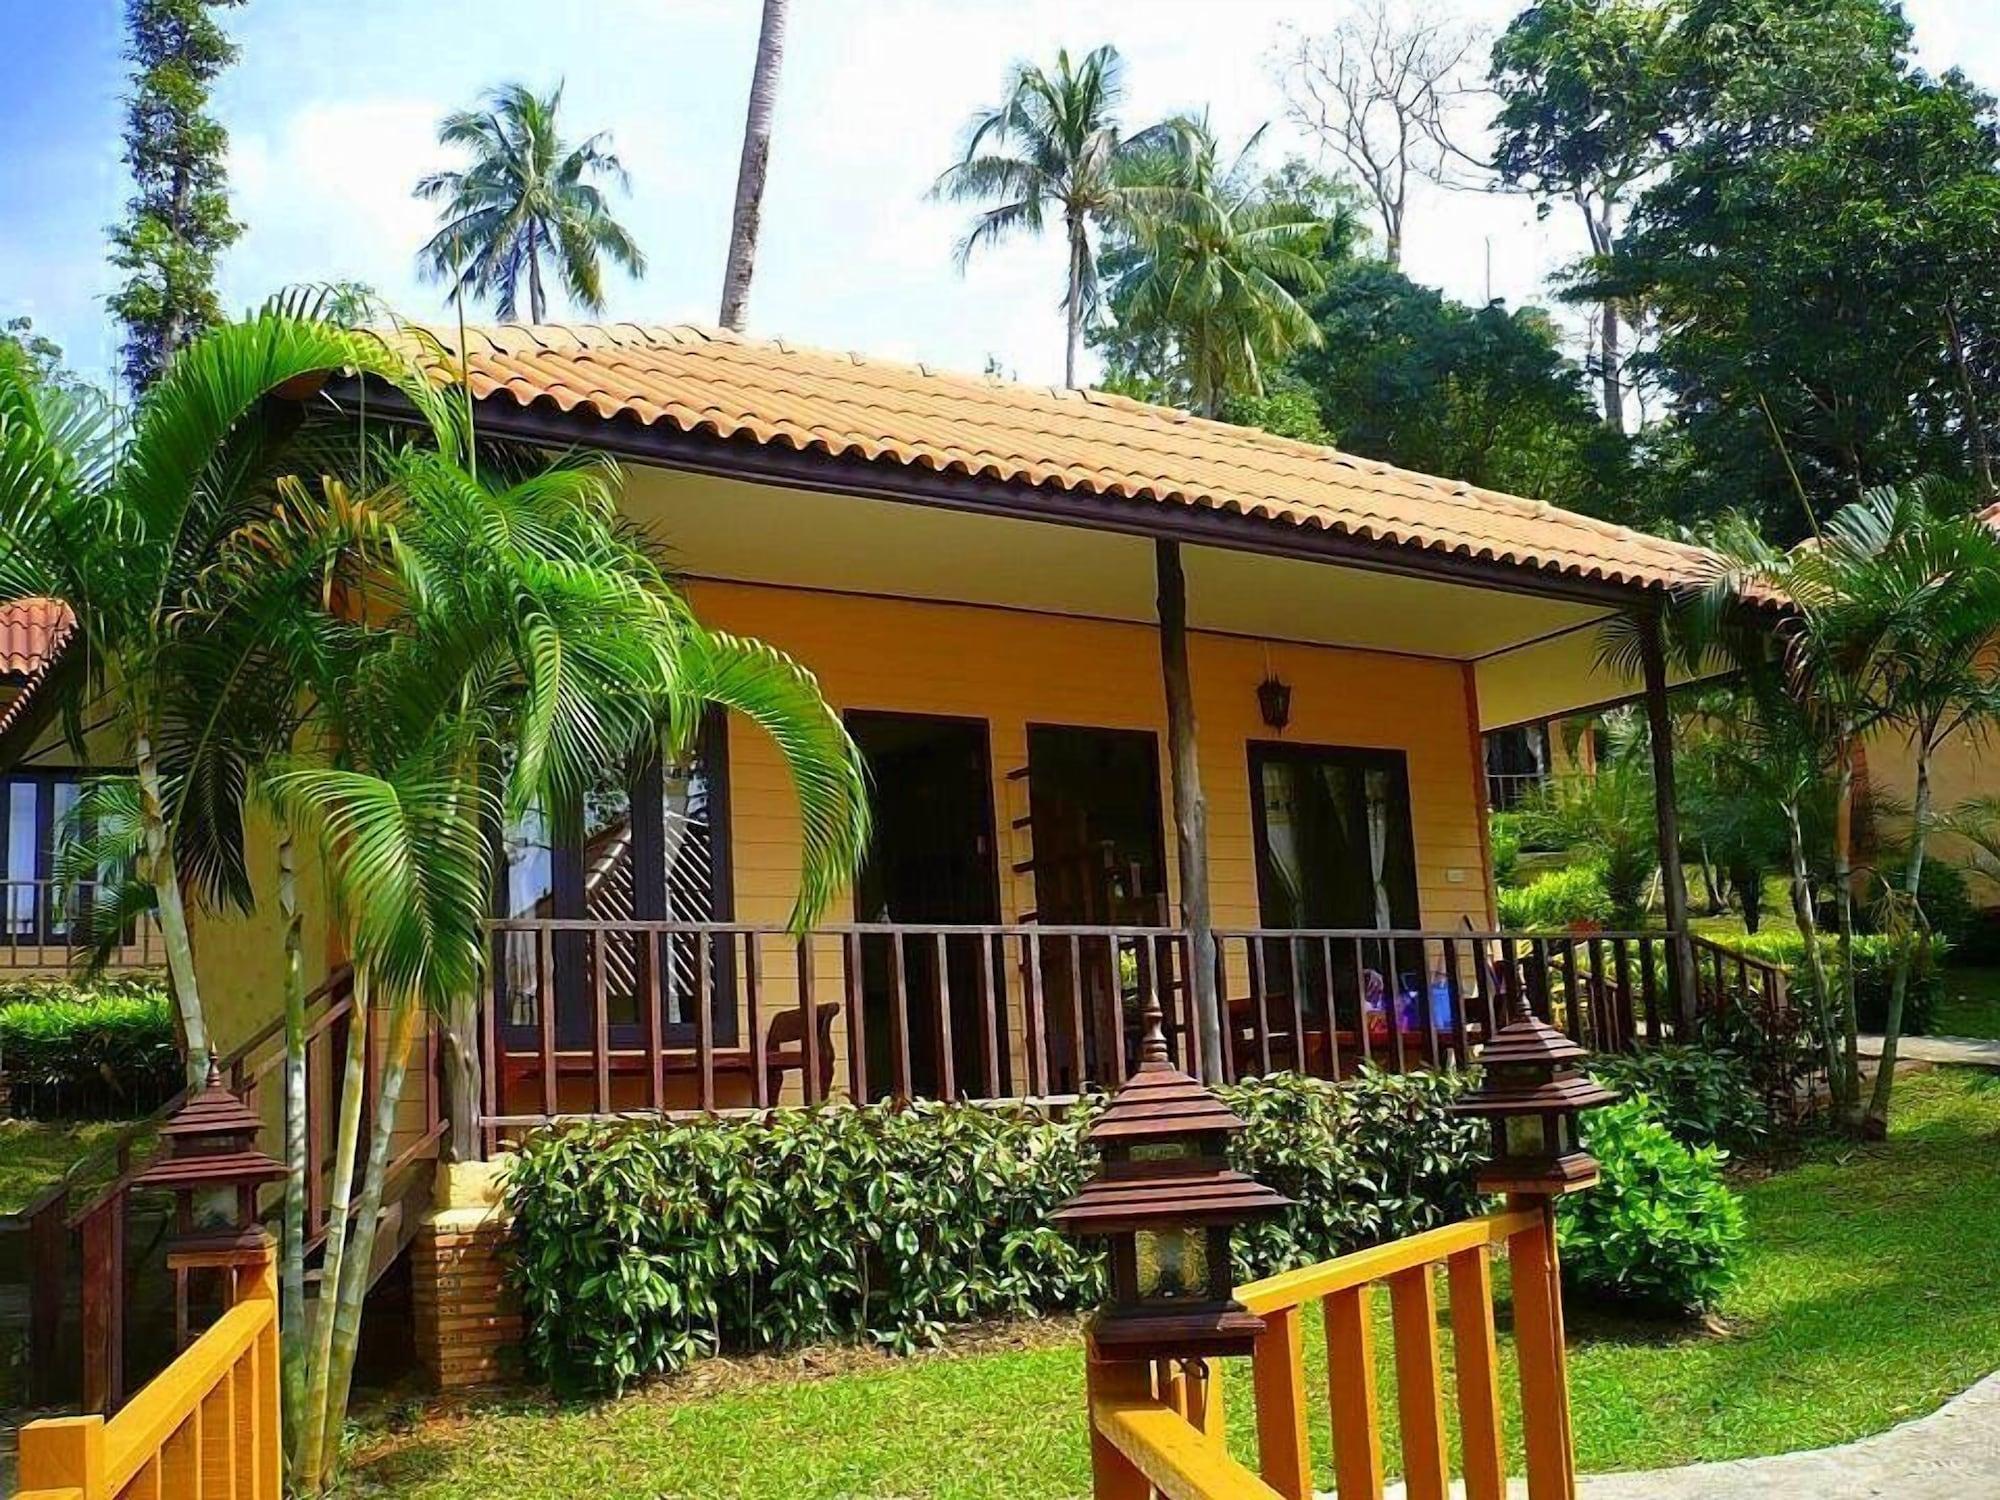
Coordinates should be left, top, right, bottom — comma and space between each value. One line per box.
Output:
411, 1160, 521, 1391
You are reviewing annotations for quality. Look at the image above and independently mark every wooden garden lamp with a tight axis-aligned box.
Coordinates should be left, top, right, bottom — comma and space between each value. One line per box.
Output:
134, 1060, 284, 1346
1053, 1002, 1289, 1360
1454, 993, 1616, 1197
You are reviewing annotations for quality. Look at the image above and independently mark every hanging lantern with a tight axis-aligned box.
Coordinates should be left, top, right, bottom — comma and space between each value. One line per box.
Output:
135, 1059, 285, 1251
1453, 994, 1616, 1196
1256, 676, 1292, 732
1053, 1005, 1290, 1359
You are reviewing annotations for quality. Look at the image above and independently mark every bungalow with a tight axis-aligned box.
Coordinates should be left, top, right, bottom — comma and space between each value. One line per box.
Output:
6, 322, 1804, 1406
257, 323, 1758, 1136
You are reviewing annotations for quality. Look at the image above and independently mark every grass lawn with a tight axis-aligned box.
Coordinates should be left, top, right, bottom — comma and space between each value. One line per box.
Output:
1936, 965, 2000, 1038
342, 1068, 2000, 1499
0, 1118, 149, 1218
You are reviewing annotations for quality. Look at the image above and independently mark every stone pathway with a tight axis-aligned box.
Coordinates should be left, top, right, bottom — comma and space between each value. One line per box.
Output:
1858, 1032, 2000, 1068
1376, 1372, 2000, 1498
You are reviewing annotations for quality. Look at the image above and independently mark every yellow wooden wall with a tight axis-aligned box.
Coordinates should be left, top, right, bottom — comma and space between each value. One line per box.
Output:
691, 579, 1493, 935
688, 579, 1493, 1101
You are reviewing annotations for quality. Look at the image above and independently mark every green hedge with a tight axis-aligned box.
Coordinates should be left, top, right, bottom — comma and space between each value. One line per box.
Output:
1557, 1097, 1745, 1312
504, 1067, 1746, 1393
1726, 931, 1947, 1036
0, 982, 179, 1119
1496, 862, 1613, 931
1589, 1045, 1768, 1154
505, 1072, 1484, 1392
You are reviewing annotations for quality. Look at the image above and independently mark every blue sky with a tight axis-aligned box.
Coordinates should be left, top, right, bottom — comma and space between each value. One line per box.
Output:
3, 0, 1995, 391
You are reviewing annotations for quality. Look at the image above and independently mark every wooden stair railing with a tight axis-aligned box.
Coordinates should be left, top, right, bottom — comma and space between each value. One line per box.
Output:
1084, 1204, 1581, 1500
8, 961, 442, 1414
15, 1232, 281, 1500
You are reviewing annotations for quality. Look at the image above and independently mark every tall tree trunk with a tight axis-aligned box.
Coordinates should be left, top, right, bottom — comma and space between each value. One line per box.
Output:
1943, 302, 1996, 494
1784, 801, 1842, 1094
293, 977, 369, 1489
1064, 213, 1086, 390
1832, 730, 1861, 1125
135, 729, 208, 1083
442, 988, 481, 1162
1600, 298, 1625, 436
1865, 745, 1932, 1133
528, 238, 546, 325
719, 0, 790, 332
318, 998, 423, 1485
278, 830, 308, 1446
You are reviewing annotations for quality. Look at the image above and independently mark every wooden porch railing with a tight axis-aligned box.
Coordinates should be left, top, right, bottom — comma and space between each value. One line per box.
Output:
1085, 1204, 1576, 1500
14, 1234, 281, 1500
479, 919, 1780, 1142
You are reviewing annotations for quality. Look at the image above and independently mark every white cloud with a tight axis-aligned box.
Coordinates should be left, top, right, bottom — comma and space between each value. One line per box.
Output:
225, 98, 453, 316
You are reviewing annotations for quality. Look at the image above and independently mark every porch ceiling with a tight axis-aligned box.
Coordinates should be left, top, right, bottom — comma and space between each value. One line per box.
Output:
622, 464, 1615, 668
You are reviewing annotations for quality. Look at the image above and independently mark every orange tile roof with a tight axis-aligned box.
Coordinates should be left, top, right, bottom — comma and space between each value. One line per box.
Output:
0, 598, 73, 677
379, 324, 1721, 596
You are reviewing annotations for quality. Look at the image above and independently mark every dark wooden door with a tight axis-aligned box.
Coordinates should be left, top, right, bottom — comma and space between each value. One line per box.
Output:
848, 711, 1002, 1099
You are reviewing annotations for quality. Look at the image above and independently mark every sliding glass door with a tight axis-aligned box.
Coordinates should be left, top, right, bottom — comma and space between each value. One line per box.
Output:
1248, 743, 1421, 1032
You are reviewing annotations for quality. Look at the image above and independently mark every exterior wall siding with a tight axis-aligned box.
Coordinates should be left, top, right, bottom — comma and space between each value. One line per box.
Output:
688, 579, 1492, 1102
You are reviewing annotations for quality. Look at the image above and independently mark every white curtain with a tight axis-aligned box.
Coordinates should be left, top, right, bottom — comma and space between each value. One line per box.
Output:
1365, 770, 1393, 930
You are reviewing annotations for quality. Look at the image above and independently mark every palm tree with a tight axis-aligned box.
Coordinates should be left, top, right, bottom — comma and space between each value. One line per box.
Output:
719, 0, 790, 331
1700, 483, 2000, 1131
935, 45, 1181, 388
1103, 121, 1329, 417
0, 311, 441, 1082
255, 440, 868, 1492
416, 82, 647, 323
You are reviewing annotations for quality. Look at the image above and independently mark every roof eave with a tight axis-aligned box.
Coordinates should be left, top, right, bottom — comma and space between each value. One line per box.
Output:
318, 374, 1675, 614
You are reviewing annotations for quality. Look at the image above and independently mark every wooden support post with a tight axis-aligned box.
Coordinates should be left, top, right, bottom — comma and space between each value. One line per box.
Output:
1252, 1303, 1313, 1499
1157, 538, 1224, 1084
1085, 1339, 1154, 1500
1639, 611, 1697, 1033
18, 1413, 107, 1497
1509, 1200, 1579, 1500
1448, 1245, 1509, 1500
1324, 1285, 1386, 1500
1388, 1266, 1451, 1500
27, 1188, 66, 1405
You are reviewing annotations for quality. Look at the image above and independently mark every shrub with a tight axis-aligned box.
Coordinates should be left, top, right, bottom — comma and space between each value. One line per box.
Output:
1556, 1096, 1745, 1312
1490, 813, 1523, 886
1497, 863, 1614, 931
504, 1070, 1483, 1393
1727, 931, 1946, 1036
504, 1067, 1736, 1393
0, 982, 178, 1119
1869, 856, 1977, 945
1588, 1045, 1768, 1153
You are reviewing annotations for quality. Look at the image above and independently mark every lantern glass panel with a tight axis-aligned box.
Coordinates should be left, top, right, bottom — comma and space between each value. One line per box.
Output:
1129, 1139, 1196, 1163
193, 1184, 238, 1231
1504, 1113, 1547, 1157
1134, 1226, 1209, 1302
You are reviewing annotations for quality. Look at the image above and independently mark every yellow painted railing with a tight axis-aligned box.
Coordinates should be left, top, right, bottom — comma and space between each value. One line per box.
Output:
1085, 1204, 1580, 1500
15, 1236, 282, 1500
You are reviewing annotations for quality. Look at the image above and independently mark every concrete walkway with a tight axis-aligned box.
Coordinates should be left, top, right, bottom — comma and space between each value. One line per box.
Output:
1574, 1370, 2000, 1499
1857, 1032, 2000, 1068
1377, 1372, 2000, 1498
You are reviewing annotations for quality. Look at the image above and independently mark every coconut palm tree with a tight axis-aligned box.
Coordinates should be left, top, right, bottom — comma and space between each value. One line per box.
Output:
416, 82, 647, 323
0, 311, 441, 1082
935, 45, 1182, 388
1102, 121, 1329, 417
256, 440, 868, 1492
719, 0, 790, 331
